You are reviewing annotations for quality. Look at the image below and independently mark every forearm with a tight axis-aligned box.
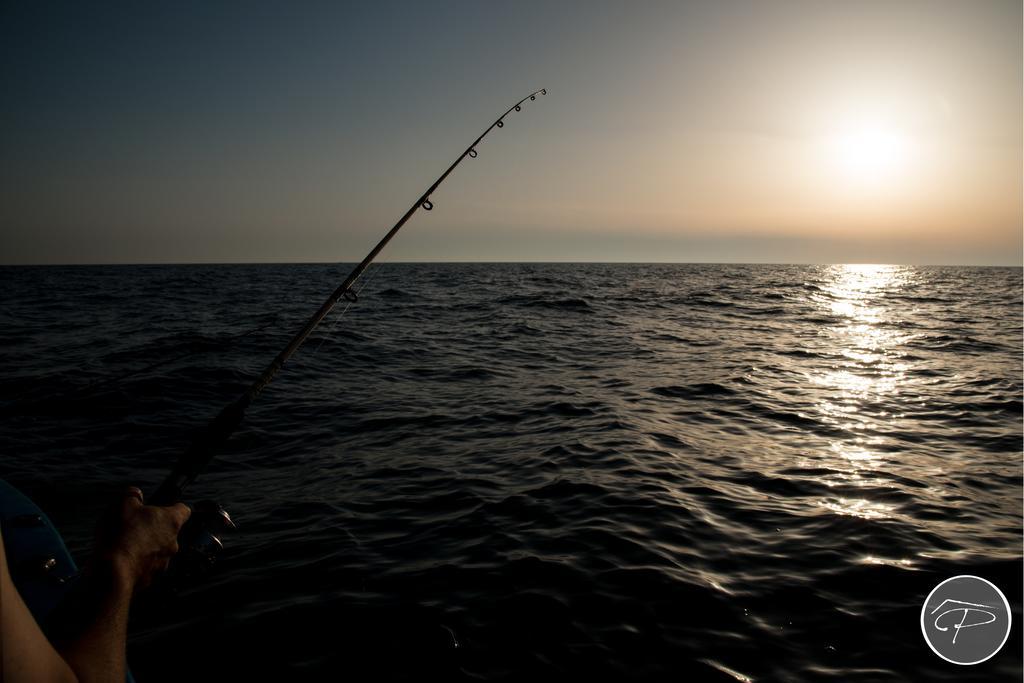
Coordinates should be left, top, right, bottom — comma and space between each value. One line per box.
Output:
1, 528, 79, 683
51, 565, 134, 683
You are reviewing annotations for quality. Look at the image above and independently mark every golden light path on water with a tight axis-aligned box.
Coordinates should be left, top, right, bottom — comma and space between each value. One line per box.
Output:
806, 265, 918, 548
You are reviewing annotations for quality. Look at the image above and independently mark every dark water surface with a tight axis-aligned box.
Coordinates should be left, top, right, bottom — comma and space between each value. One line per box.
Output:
1, 263, 1021, 681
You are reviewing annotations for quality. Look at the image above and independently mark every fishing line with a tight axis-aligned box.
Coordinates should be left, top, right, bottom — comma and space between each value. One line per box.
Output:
310, 254, 391, 356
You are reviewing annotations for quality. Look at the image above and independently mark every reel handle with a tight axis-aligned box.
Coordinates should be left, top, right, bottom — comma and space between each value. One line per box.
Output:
169, 499, 235, 580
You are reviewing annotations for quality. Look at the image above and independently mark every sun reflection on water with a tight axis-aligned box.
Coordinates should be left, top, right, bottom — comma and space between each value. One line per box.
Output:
810, 264, 916, 522
819, 497, 896, 520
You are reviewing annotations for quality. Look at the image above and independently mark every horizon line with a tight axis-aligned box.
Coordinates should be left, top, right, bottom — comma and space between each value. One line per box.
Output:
1, 260, 1021, 268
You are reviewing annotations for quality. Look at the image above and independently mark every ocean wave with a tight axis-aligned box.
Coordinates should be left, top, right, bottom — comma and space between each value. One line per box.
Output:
0, 263, 1020, 683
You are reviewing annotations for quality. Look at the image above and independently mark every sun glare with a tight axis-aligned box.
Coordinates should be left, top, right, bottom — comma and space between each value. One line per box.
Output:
828, 124, 911, 184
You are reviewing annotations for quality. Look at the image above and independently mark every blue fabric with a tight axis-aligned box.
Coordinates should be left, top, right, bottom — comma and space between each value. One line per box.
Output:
0, 478, 79, 621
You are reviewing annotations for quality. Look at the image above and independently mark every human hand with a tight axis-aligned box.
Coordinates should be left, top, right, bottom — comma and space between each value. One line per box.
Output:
92, 486, 191, 592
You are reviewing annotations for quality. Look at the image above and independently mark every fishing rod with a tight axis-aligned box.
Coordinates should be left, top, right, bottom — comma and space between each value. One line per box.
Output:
151, 88, 547, 507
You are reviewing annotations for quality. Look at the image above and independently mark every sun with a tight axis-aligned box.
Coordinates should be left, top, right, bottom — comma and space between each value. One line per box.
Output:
828, 123, 911, 184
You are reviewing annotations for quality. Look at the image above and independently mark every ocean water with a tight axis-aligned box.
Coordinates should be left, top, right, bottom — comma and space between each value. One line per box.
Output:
0, 263, 1021, 681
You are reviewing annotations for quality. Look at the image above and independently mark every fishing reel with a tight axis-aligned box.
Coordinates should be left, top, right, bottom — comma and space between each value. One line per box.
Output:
131, 501, 235, 616
171, 499, 235, 580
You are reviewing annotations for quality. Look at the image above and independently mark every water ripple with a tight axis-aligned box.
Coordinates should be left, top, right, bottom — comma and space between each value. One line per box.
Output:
0, 263, 1020, 682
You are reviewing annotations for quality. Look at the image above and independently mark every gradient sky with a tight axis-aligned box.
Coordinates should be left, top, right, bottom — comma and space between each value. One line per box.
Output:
1, 1, 1020, 264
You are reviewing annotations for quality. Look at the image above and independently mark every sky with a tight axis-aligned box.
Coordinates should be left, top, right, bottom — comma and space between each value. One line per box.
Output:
1, 1, 1021, 265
